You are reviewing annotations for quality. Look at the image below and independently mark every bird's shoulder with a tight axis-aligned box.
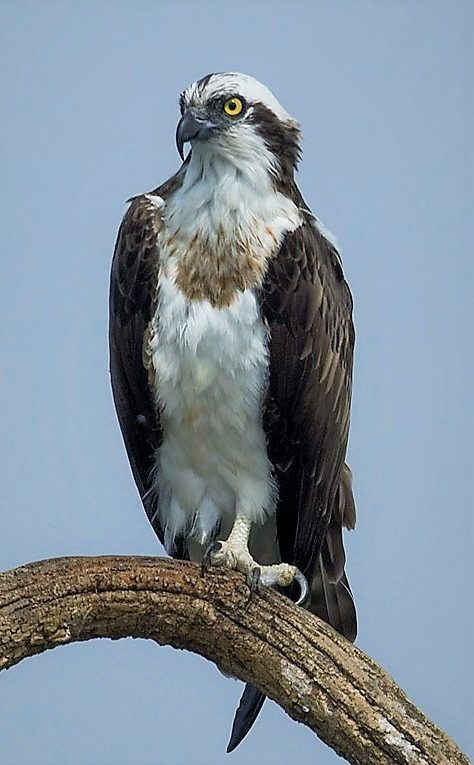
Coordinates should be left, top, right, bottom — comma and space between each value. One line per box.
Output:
263, 209, 354, 351
110, 167, 187, 324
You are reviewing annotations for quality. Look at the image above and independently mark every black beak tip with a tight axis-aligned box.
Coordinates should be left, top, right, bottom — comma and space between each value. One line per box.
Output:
176, 135, 184, 161
175, 112, 197, 161
175, 121, 185, 160
176, 111, 213, 161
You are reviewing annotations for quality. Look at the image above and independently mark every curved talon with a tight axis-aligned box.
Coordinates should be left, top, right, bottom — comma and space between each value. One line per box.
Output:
249, 567, 261, 594
201, 541, 222, 575
294, 570, 309, 606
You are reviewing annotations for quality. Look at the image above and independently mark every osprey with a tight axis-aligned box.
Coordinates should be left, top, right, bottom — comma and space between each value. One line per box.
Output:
109, 72, 357, 751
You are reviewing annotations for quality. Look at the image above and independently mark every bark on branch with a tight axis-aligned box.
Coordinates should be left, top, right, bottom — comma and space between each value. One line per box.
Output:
0, 556, 468, 764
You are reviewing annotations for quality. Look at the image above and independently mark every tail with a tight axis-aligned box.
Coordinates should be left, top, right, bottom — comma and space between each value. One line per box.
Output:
226, 683, 266, 753
227, 464, 357, 751
306, 556, 357, 642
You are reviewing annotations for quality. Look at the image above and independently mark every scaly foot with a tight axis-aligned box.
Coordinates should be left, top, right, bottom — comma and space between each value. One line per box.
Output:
202, 539, 308, 605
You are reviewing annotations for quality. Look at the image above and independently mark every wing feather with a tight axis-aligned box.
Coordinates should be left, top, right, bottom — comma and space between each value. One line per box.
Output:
109, 193, 166, 543
261, 216, 356, 636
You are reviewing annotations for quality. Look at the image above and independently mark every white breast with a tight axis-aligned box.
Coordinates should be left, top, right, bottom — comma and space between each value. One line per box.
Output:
150, 276, 276, 551
146, 148, 302, 553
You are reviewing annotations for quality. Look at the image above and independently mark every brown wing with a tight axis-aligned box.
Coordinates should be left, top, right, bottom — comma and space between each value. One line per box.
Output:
261, 215, 357, 639
109, 168, 189, 553
109, 193, 165, 543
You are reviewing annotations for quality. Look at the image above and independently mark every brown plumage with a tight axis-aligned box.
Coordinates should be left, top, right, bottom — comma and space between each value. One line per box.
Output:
260, 214, 356, 637
172, 222, 279, 309
110, 185, 170, 548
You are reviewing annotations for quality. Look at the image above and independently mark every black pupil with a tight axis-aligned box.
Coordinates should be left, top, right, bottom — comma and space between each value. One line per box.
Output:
228, 100, 237, 111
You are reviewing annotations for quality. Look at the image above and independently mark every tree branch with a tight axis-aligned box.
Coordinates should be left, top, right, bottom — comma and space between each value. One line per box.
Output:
0, 556, 467, 764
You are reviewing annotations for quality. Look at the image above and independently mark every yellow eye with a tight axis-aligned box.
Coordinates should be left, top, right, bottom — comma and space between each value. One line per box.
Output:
223, 97, 243, 117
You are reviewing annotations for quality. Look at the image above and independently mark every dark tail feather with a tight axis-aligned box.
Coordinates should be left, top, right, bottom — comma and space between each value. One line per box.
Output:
308, 555, 357, 642
226, 683, 266, 753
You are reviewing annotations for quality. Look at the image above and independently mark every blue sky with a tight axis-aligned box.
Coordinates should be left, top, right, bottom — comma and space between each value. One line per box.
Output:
0, 2, 472, 763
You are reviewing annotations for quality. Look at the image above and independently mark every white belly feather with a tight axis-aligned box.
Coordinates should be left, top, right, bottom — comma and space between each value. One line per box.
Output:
145, 146, 302, 554
150, 276, 276, 550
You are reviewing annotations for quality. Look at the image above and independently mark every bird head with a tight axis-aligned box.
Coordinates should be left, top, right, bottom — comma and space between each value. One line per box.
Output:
176, 72, 301, 186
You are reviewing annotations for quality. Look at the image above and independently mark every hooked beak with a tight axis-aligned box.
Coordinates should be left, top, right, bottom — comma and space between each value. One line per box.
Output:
175, 111, 217, 160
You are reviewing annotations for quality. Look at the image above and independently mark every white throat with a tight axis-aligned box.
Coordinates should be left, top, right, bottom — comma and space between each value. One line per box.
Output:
165, 142, 302, 249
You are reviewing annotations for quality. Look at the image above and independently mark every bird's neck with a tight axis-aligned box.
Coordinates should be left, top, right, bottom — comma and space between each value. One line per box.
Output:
168, 145, 298, 241
160, 147, 302, 309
